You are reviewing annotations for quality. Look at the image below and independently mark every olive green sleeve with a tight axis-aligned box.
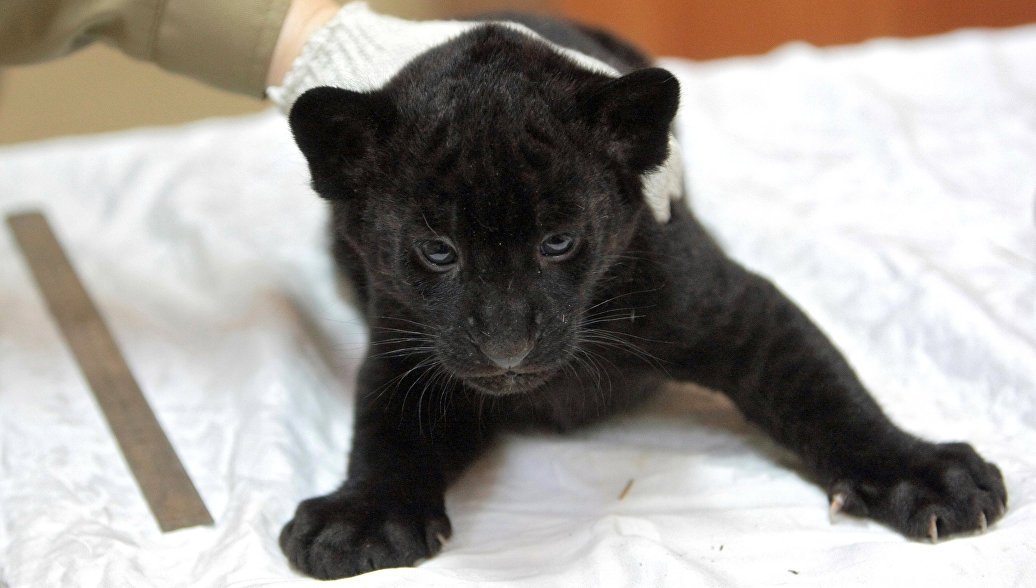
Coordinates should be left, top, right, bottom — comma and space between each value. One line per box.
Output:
0, 0, 292, 97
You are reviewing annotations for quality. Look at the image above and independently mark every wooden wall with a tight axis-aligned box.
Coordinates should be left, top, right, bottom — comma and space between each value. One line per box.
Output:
557, 0, 1036, 59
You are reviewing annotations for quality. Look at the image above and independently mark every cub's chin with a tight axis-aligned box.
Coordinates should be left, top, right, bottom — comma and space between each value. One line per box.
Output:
463, 370, 553, 396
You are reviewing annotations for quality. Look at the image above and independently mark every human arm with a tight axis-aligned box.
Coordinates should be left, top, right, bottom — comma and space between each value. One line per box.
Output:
0, 0, 337, 98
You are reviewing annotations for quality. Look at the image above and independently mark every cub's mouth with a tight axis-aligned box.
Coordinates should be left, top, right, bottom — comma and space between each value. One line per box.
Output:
463, 369, 552, 396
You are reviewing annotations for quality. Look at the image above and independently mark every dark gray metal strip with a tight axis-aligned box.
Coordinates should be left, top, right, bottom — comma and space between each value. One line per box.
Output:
7, 211, 213, 532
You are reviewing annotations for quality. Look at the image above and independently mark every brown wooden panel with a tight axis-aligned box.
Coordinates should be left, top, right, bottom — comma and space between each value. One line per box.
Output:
558, 0, 1036, 59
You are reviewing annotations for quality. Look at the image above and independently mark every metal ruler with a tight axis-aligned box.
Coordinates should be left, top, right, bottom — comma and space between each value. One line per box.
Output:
6, 211, 213, 532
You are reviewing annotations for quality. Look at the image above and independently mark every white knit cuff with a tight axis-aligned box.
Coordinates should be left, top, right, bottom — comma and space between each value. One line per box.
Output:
266, 2, 620, 112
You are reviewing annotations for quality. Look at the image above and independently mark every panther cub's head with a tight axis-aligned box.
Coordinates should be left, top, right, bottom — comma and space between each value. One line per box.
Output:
289, 27, 678, 395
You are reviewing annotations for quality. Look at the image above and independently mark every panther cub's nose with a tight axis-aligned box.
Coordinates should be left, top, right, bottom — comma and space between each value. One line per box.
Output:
482, 345, 532, 370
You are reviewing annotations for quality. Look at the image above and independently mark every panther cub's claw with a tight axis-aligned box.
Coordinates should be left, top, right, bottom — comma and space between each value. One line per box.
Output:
829, 492, 847, 522
928, 515, 939, 542
978, 512, 988, 533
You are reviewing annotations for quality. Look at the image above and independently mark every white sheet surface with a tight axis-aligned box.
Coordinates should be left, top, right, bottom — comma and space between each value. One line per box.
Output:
2, 26, 1035, 587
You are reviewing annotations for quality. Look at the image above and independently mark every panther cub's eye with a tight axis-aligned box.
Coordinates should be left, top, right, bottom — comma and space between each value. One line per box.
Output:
539, 233, 578, 259
417, 239, 458, 270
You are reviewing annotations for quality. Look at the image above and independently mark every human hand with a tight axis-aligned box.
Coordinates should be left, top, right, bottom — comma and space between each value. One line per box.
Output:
267, 0, 340, 90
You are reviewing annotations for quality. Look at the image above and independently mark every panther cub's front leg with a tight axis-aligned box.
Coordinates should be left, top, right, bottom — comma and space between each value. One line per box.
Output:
668, 267, 1007, 540
279, 482, 451, 580
279, 359, 488, 580
825, 440, 1006, 540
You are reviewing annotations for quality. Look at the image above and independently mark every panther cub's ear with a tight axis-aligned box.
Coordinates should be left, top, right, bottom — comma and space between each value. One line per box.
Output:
288, 86, 396, 199
576, 67, 679, 173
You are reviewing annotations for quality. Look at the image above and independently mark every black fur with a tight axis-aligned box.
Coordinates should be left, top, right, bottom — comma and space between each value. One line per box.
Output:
279, 19, 1006, 580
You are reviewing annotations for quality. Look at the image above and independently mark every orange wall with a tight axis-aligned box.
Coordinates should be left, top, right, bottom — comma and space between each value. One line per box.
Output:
558, 0, 1036, 59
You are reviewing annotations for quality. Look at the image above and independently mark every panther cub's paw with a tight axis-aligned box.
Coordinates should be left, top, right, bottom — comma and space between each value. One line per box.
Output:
279, 489, 452, 580
828, 442, 1006, 540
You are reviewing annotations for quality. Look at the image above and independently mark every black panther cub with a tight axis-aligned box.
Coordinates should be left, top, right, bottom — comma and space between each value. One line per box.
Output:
279, 15, 1006, 580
